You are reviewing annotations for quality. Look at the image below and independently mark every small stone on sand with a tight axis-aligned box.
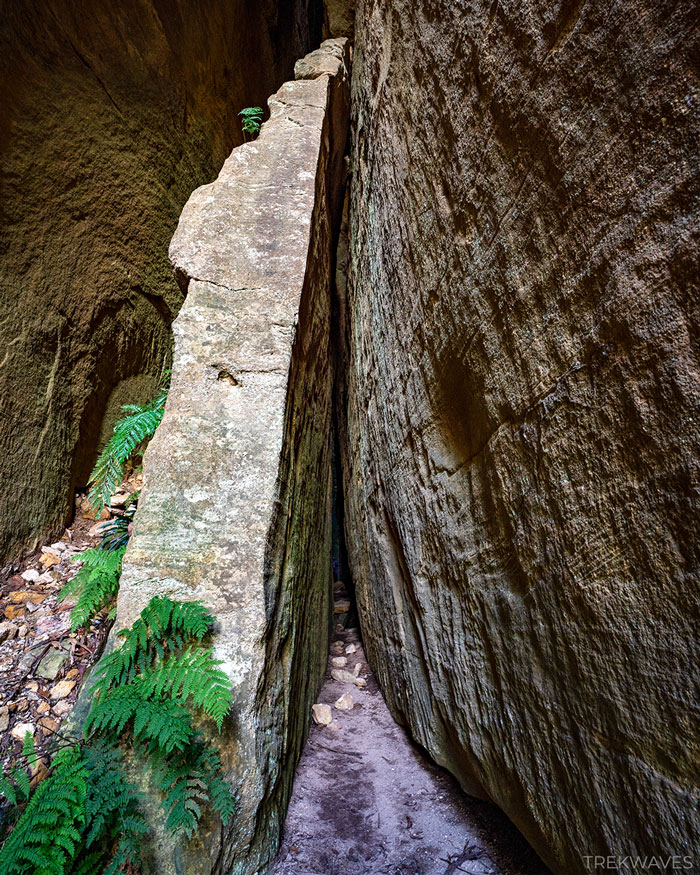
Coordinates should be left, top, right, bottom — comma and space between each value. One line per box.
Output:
312, 703, 333, 726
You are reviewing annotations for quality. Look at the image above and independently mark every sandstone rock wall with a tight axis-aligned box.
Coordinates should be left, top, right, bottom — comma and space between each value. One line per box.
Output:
323, 0, 355, 39
112, 39, 349, 874
0, 0, 321, 566
341, 1, 700, 872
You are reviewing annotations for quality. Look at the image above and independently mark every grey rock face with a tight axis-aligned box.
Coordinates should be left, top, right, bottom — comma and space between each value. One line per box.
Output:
341, 2, 699, 872
113, 38, 350, 875
0, 0, 319, 567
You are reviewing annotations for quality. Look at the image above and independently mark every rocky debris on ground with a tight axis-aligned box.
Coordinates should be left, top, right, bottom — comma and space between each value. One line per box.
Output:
311, 704, 333, 726
332, 580, 352, 626
334, 692, 354, 711
0, 487, 134, 783
330, 668, 367, 687
275, 627, 548, 874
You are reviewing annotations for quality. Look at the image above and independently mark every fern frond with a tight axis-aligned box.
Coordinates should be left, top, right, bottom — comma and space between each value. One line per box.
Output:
136, 647, 232, 731
153, 742, 234, 838
0, 775, 17, 806
21, 731, 37, 770
94, 597, 216, 692
87, 388, 166, 514
59, 547, 125, 631
97, 504, 136, 552
0, 735, 37, 806
13, 768, 30, 803
71, 849, 106, 875
85, 685, 193, 754
0, 744, 88, 875
239, 106, 264, 138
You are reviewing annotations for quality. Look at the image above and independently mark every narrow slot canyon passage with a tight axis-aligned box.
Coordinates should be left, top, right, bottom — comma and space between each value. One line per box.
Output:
273, 442, 548, 875
0, 1, 697, 873
274, 629, 549, 875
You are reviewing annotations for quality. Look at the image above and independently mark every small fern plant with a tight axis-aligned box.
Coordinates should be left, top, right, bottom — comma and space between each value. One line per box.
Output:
0, 740, 148, 875
239, 106, 263, 140
0, 598, 235, 872
87, 376, 168, 515
58, 546, 125, 632
0, 732, 36, 808
85, 596, 235, 838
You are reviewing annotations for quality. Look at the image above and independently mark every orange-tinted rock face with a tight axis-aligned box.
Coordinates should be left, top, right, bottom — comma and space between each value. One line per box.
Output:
341, 1, 700, 871
0, 0, 320, 566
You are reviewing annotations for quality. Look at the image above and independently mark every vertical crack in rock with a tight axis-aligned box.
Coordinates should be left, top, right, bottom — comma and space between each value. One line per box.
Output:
108, 38, 350, 875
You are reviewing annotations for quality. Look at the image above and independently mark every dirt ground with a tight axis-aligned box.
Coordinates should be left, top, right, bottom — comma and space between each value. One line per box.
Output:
273, 626, 549, 875
0, 506, 114, 782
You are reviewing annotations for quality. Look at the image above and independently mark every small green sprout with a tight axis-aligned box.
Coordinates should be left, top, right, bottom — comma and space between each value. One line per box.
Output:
239, 106, 264, 140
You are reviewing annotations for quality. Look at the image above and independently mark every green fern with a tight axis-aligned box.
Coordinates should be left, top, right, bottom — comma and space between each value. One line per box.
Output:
0, 744, 88, 875
138, 648, 232, 731
80, 744, 148, 873
98, 503, 137, 552
58, 546, 125, 632
0, 733, 35, 807
86, 687, 194, 753
86, 597, 234, 837
94, 597, 217, 689
87, 379, 168, 515
0, 598, 234, 870
153, 742, 235, 838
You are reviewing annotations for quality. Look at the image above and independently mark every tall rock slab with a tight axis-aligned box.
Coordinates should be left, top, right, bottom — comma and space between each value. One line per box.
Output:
113, 39, 350, 874
342, 1, 699, 872
0, 0, 321, 567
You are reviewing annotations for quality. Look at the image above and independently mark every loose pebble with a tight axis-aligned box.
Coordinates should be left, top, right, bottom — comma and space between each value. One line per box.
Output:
50, 679, 76, 700
52, 700, 72, 717
10, 722, 35, 741
331, 669, 367, 687
312, 703, 333, 726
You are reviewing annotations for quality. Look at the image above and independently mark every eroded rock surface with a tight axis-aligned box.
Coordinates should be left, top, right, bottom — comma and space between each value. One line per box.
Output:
0, 0, 320, 567
341, 1, 699, 872
113, 39, 350, 874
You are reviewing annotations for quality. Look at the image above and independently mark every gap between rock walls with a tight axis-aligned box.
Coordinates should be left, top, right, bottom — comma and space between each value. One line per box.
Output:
0, 25, 548, 875
4, 0, 687, 872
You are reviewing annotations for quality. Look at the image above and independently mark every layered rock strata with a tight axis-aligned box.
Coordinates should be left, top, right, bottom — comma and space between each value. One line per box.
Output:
0, 0, 320, 566
113, 38, 350, 874
341, 1, 700, 872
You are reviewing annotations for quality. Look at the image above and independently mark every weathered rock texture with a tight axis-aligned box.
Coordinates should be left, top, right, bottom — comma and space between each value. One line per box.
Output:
0, 0, 321, 566
342, 1, 699, 872
323, 0, 355, 39
113, 39, 349, 874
